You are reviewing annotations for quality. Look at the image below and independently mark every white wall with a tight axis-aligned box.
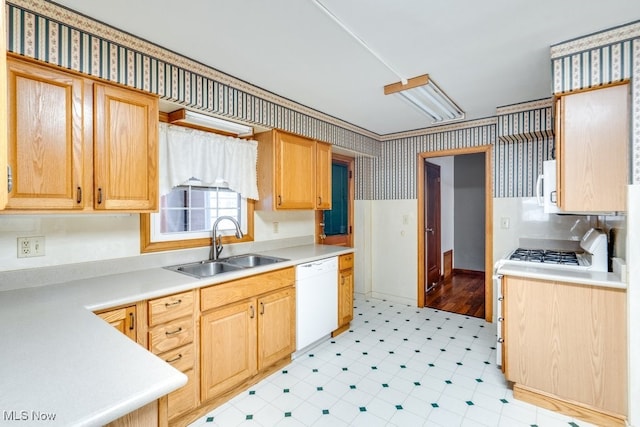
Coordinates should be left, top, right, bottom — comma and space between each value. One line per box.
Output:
0, 210, 316, 272
354, 200, 372, 296
369, 199, 418, 305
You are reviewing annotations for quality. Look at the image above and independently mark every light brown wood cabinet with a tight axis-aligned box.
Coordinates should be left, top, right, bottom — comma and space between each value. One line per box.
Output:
0, 3, 10, 210
555, 83, 629, 212
4, 55, 158, 212
503, 275, 627, 425
255, 129, 331, 210
200, 268, 295, 402
147, 290, 199, 422
97, 305, 138, 342
335, 253, 354, 335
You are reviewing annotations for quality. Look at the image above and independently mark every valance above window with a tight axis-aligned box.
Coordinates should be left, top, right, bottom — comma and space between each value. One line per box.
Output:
158, 122, 259, 200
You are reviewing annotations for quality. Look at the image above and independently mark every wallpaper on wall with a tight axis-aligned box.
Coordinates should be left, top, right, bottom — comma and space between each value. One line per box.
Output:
550, 20, 640, 184
5, 0, 381, 159
8, 1, 626, 201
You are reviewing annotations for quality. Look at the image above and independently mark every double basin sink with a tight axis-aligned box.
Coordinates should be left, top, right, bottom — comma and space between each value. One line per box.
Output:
165, 254, 289, 279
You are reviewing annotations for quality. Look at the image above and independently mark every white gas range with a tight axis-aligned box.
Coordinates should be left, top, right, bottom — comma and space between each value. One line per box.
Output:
493, 228, 608, 367
499, 227, 609, 273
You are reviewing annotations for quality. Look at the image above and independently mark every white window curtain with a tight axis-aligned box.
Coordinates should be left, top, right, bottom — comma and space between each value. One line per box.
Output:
158, 122, 259, 200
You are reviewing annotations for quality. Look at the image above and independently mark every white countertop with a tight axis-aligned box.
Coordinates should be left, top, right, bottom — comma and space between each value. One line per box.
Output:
496, 262, 627, 289
0, 244, 353, 426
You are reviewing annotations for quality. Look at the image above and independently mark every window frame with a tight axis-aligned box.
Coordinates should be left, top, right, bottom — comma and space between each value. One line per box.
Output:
141, 114, 255, 253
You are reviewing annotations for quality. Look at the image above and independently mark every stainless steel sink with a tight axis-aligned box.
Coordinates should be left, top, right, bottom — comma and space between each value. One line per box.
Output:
165, 260, 244, 278
223, 254, 288, 268
165, 254, 288, 278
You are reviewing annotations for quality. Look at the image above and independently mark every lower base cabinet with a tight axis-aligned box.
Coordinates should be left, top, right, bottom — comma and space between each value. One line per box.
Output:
503, 275, 627, 425
200, 268, 296, 403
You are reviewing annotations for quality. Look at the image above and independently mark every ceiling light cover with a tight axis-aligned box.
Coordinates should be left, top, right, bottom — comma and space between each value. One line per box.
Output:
168, 109, 254, 137
384, 75, 464, 124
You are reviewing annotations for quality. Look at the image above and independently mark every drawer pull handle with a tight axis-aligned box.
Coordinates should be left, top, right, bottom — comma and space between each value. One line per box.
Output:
165, 299, 182, 308
260, 302, 265, 315
76, 186, 82, 204
165, 327, 183, 336
277, 195, 282, 206
129, 312, 135, 331
97, 188, 103, 204
166, 354, 183, 363
250, 305, 255, 319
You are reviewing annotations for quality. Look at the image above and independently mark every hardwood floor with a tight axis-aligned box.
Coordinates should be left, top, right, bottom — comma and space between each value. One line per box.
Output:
425, 271, 485, 318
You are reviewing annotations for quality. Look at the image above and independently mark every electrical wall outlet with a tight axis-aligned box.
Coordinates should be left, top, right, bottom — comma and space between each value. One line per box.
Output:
17, 236, 45, 258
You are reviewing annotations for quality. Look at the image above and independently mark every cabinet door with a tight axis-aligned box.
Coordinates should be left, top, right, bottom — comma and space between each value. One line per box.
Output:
97, 305, 137, 341
315, 141, 332, 210
557, 84, 629, 212
94, 83, 158, 211
0, 2, 7, 210
337, 269, 354, 327
504, 276, 627, 415
275, 132, 315, 209
257, 288, 295, 370
6, 58, 85, 209
201, 300, 257, 401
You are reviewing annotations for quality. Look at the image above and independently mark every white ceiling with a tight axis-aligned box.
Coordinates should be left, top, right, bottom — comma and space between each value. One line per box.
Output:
51, 0, 640, 135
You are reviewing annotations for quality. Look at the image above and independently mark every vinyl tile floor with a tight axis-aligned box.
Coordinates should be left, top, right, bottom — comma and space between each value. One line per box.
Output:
189, 295, 597, 427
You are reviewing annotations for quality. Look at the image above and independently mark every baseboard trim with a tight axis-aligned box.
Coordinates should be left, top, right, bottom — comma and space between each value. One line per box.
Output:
513, 384, 626, 427
453, 268, 484, 277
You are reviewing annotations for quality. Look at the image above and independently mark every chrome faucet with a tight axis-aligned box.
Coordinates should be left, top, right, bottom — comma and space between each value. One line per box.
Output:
210, 216, 244, 260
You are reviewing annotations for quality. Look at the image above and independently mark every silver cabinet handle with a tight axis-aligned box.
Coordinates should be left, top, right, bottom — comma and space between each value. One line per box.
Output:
7, 166, 12, 193
165, 354, 183, 364
165, 327, 183, 336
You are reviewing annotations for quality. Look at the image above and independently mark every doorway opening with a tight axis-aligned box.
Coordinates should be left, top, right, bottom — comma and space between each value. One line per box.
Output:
316, 154, 354, 247
417, 146, 493, 322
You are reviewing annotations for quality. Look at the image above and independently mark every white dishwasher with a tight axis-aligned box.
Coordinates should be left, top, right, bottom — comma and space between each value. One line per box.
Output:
295, 257, 338, 352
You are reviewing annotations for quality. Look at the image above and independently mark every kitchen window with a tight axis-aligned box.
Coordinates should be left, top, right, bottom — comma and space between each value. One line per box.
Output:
141, 182, 254, 253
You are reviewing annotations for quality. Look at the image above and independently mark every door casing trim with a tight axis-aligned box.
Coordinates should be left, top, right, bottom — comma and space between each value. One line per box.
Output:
417, 146, 493, 322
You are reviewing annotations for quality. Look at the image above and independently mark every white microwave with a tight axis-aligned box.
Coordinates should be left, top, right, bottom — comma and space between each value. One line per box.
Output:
536, 159, 560, 213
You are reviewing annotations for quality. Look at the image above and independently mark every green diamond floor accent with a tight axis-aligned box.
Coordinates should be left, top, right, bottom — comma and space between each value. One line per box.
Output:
206, 416, 214, 422
445, 380, 452, 384
283, 388, 289, 393
317, 386, 323, 391
284, 412, 292, 417
395, 405, 403, 410
322, 409, 329, 415
350, 385, 356, 389
414, 381, 421, 386
466, 401, 474, 406
475, 378, 483, 382
248, 390, 255, 395
313, 368, 318, 372
382, 383, 389, 388
359, 407, 367, 412
500, 399, 509, 403
431, 403, 439, 408
246, 414, 253, 420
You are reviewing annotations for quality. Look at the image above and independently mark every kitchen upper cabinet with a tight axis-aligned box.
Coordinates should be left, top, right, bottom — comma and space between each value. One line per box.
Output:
333, 253, 354, 336
555, 83, 629, 212
94, 83, 158, 211
503, 275, 627, 425
315, 141, 332, 209
255, 129, 331, 210
6, 57, 87, 210
4, 55, 158, 213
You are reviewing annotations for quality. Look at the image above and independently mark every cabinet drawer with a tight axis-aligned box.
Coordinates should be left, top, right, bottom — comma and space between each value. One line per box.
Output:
148, 290, 194, 327
339, 253, 354, 270
201, 267, 295, 312
167, 368, 198, 420
157, 342, 195, 373
149, 317, 193, 354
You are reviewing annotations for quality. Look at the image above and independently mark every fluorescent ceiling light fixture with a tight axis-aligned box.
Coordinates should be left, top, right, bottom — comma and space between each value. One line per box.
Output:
168, 109, 254, 137
384, 74, 465, 124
